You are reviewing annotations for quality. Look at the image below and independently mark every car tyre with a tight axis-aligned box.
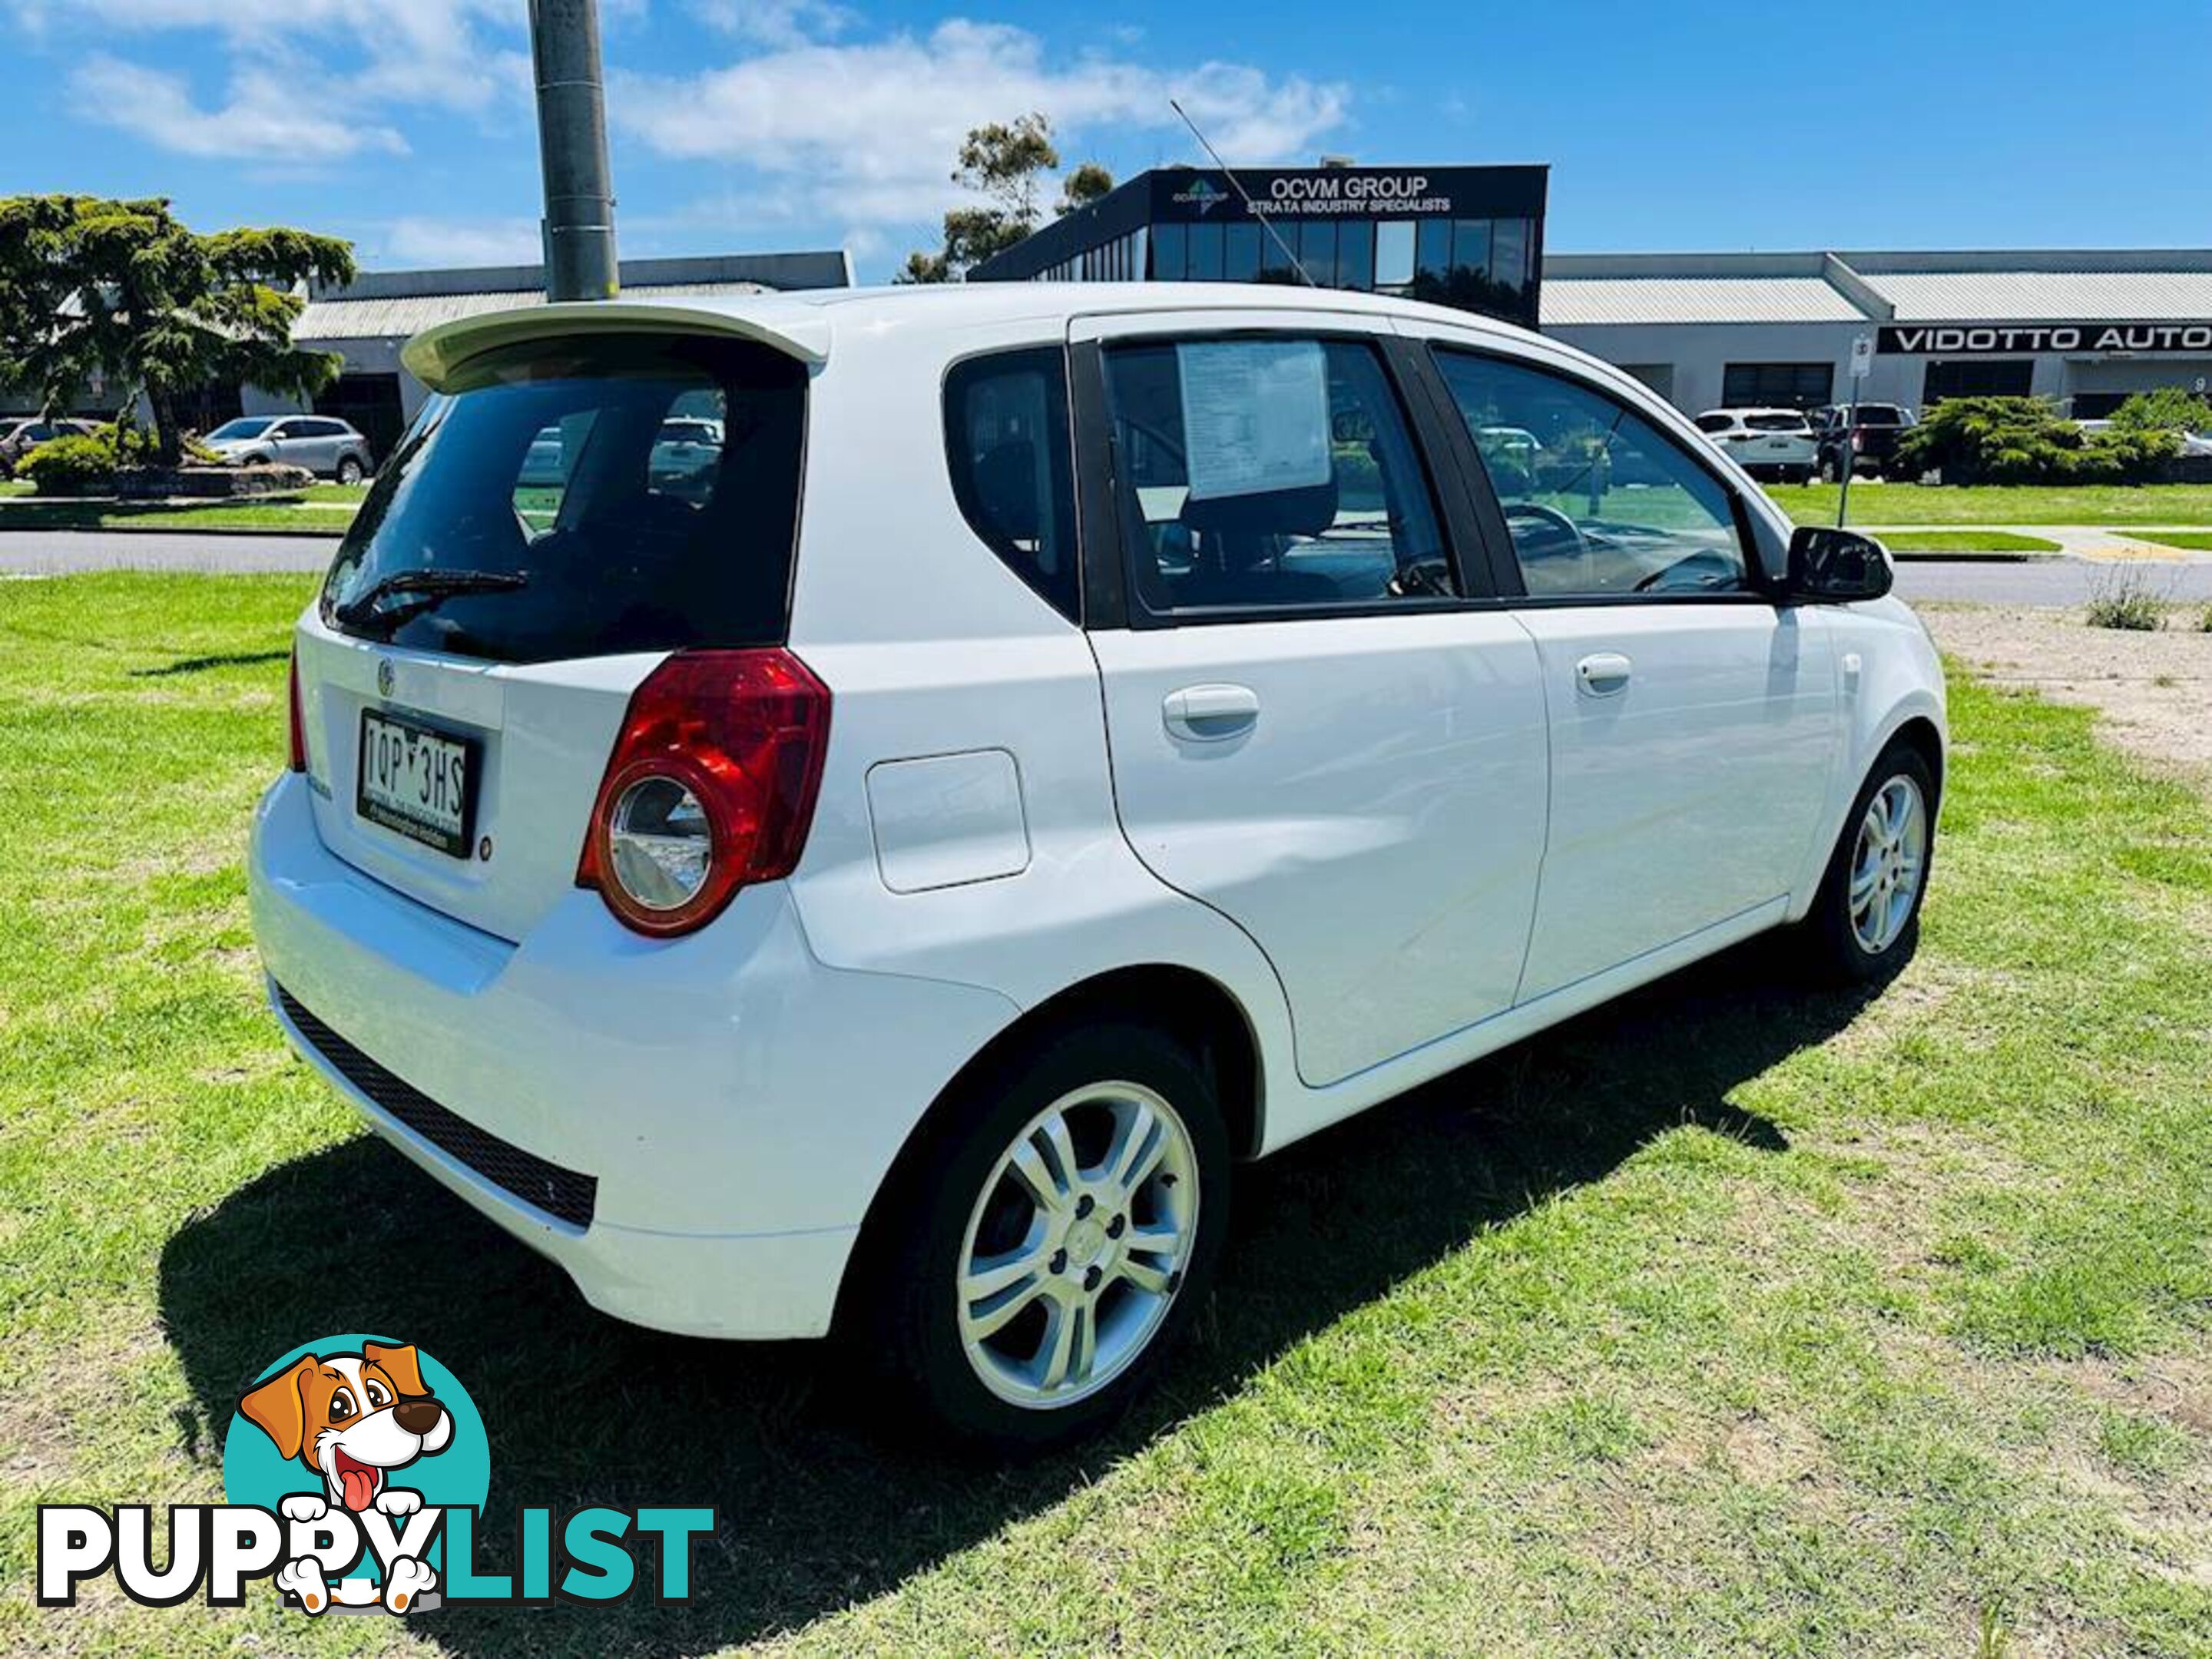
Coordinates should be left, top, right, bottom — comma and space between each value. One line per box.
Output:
857, 1019, 1231, 1453
337, 455, 366, 485
1801, 742, 1936, 984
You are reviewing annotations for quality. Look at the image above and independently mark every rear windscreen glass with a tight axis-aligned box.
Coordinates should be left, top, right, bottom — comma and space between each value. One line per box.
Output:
322, 333, 806, 664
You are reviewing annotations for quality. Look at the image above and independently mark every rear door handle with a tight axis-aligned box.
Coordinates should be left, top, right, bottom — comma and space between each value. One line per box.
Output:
1575, 652, 1633, 696
1163, 683, 1260, 742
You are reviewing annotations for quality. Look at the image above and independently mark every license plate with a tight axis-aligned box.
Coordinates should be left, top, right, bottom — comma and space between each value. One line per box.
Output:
357, 708, 477, 858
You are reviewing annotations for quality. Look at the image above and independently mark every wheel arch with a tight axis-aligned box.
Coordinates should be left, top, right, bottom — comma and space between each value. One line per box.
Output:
1886, 713, 1945, 809
832, 962, 1264, 1331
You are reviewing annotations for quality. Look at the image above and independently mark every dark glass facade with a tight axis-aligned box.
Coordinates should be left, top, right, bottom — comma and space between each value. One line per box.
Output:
969, 164, 1549, 330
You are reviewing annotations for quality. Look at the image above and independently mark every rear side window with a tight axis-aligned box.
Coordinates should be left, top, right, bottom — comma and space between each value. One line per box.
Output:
1101, 336, 1452, 616
1693, 413, 1734, 433
943, 348, 1079, 621
323, 333, 805, 664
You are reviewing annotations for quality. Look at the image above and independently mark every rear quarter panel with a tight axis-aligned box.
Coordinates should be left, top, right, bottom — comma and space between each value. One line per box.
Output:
780, 316, 1300, 1127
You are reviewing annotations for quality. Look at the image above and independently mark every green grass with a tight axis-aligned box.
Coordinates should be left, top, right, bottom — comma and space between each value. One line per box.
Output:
2, 575, 2210, 1657
0, 482, 365, 532
2133, 532, 2212, 552
0, 498, 356, 533
1766, 480, 2212, 527
1876, 531, 2064, 555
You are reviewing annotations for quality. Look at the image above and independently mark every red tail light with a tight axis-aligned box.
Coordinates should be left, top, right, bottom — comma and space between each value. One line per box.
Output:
577, 649, 833, 938
287, 645, 307, 773
1851, 429, 1866, 452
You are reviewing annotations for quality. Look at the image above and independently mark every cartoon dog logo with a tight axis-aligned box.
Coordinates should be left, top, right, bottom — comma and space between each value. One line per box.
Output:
238, 1340, 452, 1614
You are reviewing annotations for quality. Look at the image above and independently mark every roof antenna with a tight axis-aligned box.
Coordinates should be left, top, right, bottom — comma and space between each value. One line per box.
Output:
1167, 98, 1315, 287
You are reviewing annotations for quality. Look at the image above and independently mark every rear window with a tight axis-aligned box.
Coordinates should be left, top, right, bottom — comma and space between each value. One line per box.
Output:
1856, 405, 1907, 426
1745, 412, 1810, 432
322, 334, 805, 664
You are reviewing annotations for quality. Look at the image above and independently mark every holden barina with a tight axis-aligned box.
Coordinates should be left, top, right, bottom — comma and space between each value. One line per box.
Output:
251, 283, 1945, 1449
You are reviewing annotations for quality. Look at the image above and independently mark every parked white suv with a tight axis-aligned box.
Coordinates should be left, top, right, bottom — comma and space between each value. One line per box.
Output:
1692, 407, 1819, 483
250, 284, 1945, 1448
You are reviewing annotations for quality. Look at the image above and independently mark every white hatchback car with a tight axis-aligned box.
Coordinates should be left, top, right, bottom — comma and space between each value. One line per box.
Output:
250, 283, 1945, 1447
1692, 407, 1820, 483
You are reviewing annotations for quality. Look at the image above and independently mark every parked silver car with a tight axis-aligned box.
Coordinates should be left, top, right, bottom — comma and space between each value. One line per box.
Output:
204, 416, 375, 482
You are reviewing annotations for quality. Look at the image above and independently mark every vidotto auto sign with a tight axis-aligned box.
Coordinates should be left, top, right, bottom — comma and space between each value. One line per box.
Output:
1878, 322, 2212, 356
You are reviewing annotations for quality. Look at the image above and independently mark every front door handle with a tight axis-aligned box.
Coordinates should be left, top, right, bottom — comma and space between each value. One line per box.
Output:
1575, 652, 1633, 696
1164, 683, 1260, 742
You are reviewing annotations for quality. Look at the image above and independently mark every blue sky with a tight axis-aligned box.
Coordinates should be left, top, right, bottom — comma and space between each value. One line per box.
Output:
6, 0, 2209, 283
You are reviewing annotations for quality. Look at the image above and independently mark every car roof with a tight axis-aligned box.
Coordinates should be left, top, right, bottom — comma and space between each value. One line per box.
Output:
400, 281, 1555, 391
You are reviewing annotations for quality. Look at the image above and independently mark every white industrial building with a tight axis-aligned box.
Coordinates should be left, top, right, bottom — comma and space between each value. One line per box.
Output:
1541, 247, 2212, 418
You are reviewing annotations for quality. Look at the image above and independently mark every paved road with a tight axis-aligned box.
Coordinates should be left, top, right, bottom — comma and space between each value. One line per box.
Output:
0, 530, 339, 575
5, 529, 2212, 608
1893, 558, 2212, 605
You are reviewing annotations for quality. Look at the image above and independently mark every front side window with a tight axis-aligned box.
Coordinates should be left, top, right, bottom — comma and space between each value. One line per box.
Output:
323, 333, 804, 664
1103, 336, 1453, 615
1434, 348, 1752, 600
943, 347, 1080, 621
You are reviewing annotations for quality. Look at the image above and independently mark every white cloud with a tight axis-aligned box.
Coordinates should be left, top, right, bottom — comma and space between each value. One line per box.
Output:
616, 18, 1350, 227
692, 0, 856, 48
71, 53, 408, 161
379, 216, 545, 267
38, 0, 526, 164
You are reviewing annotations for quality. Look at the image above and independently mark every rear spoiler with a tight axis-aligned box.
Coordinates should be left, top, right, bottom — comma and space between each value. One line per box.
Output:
401, 300, 830, 392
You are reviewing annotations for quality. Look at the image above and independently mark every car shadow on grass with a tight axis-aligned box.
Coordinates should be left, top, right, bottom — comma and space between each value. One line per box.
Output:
159, 935, 1869, 1657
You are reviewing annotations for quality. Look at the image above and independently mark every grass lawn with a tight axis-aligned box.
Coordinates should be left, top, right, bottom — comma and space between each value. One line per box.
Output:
1876, 531, 2065, 555
2134, 532, 2212, 553
0, 482, 365, 533
2, 576, 2209, 1657
1766, 480, 2212, 528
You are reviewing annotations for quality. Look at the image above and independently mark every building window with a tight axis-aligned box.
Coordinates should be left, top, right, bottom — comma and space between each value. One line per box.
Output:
1257, 221, 1299, 283
1375, 220, 1416, 289
1337, 222, 1375, 291
1186, 221, 1224, 281
1491, 219, 1529, 293
1452, 220, 1492, 286
1224, 221, 1261, 282
1720, 362, 1834, 409
1407, 217, 1535, 319
1923, 360, 2032, 404
1151, 222, 1187, 280
1297, 220, 1337, 286
1416, 219, 1452, 290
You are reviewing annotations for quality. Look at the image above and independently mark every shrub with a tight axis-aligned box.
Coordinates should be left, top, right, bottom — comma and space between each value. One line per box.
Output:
2108, 386, 2212, 435
1895, 396, 2177, 485
2083, 568, 2168, 631
18, 421, 214, 495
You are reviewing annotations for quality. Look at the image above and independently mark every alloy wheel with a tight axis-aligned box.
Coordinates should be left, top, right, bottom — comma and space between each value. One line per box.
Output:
1848, 774, 1927, 954
955, 1081, 1200, 1409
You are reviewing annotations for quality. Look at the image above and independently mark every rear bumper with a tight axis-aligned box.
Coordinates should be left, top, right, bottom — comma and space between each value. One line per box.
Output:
249, 771, 1019, 1339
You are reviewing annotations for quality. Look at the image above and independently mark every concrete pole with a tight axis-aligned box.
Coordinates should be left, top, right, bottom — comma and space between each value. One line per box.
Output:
529, 0, 619, 301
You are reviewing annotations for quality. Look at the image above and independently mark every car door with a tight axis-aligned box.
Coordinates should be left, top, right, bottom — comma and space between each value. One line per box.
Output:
1076, 310, 1550, 1088
1425, 337, 1839, 1002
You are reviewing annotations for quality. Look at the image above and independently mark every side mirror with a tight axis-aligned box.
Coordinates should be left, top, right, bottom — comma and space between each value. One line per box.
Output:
1786, 525, 1892, 601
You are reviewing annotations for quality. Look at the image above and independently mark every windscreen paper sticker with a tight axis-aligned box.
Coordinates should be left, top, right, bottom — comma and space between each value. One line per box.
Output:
1177, 340, 1333, 501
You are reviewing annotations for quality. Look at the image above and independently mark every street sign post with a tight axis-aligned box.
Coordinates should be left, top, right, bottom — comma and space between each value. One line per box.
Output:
1839, 335, 1872, 528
